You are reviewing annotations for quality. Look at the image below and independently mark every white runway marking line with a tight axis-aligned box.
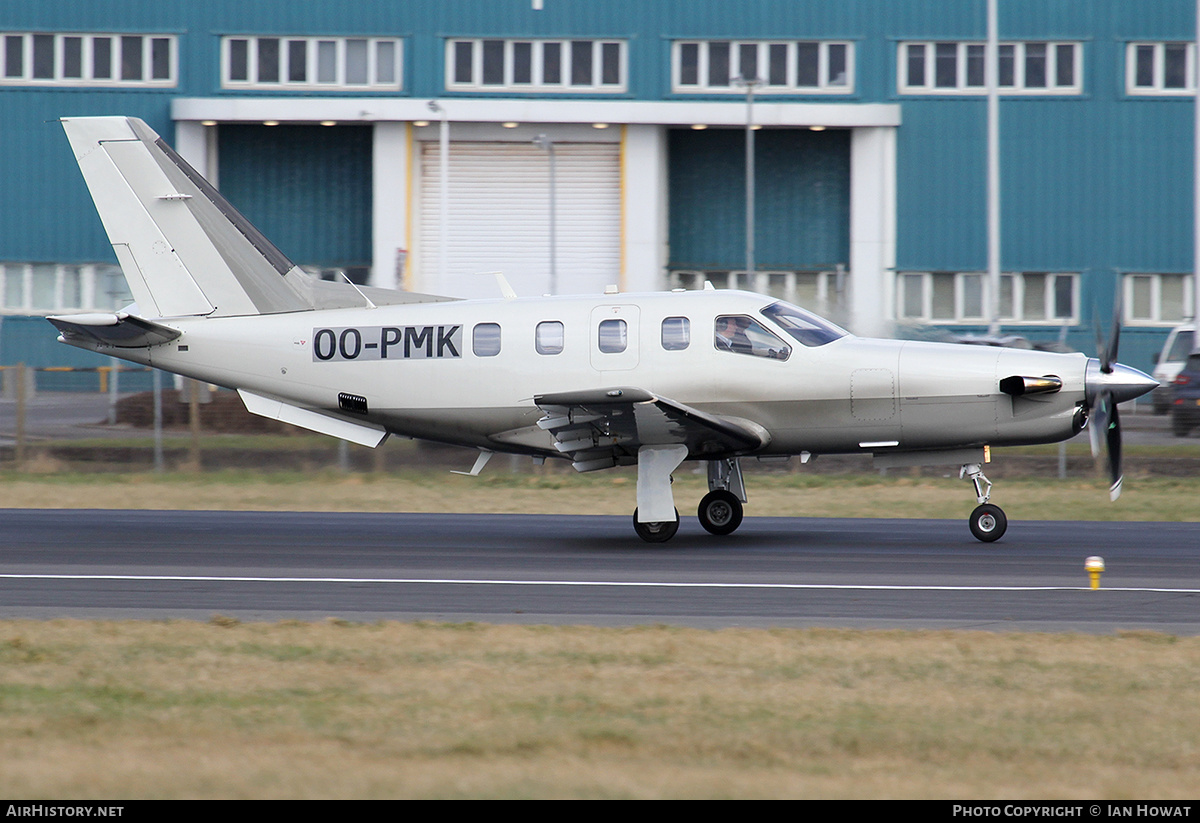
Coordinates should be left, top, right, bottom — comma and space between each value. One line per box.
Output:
1, 573, 1198, 594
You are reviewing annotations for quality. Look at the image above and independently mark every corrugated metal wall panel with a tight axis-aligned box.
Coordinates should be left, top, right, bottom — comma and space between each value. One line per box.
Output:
217, 124, 373, 267
0, 92, 173, 264
668, 127, 849, 271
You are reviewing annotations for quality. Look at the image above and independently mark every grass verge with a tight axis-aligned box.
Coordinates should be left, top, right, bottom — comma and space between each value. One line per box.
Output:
0, 619, 1197, 799
0, 469, 1197, 521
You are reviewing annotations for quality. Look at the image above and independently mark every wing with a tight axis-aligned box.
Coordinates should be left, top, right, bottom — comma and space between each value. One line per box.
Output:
533, 387, 768, 472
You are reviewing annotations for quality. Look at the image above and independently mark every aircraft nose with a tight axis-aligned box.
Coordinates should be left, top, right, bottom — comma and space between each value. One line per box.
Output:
1085, 359, 1159, 405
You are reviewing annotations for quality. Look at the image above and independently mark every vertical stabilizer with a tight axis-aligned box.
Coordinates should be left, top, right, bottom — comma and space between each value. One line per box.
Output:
62, 116, 315, 318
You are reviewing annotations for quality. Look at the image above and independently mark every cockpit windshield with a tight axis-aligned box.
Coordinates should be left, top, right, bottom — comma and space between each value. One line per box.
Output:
759, 301, 848, 347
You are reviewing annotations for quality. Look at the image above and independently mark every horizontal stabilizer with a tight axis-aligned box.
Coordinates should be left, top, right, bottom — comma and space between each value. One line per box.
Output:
238, 390, 388, 448
48, 312, 180, 348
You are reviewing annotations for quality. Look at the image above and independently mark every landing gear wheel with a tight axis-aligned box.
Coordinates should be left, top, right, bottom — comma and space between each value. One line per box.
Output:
697, 490, 743, 535
632, 508, 679, 543
969, 503, 1007, 543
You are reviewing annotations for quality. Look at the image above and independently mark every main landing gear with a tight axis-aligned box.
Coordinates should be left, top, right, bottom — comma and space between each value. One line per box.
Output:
962, 462, 1007, 542
698, 458, 745, 536
632, 449, 746, 543
632, 508, 679, 543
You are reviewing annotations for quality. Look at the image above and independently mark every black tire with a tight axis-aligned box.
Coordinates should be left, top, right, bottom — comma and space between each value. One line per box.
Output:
969, 503, 1007, 543
632, 508, 679, 543
697, 490, 744, 536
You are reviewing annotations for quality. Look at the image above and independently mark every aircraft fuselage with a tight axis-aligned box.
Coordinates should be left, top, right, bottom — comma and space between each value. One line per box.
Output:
106, 289, 1088, 460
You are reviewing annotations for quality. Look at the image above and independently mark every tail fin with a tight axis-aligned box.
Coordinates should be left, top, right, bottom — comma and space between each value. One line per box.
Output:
62, 116, 315, 318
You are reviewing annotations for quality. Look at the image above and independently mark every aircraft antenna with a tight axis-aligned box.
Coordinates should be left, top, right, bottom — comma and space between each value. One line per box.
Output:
338, 271, 377, 310
478, 271, 517, 300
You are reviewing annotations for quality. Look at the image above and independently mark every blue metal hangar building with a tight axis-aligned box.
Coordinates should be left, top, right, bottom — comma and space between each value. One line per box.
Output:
1, 0, 1196, 376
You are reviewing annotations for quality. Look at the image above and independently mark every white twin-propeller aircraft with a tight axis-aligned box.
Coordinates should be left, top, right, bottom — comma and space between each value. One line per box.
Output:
52, 117, 1156, 542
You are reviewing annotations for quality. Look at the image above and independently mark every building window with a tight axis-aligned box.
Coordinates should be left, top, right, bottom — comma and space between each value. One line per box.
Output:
1127, 43, 1194, 95
1124, 273, 1193, 325
897, 272, 1078, 324
0, 263, 130, 315
447, 39, 625, 92
0, 33, 175, 86
674, 40, 852, 93
898, 41, 1081, 94
222, 36, 401, 90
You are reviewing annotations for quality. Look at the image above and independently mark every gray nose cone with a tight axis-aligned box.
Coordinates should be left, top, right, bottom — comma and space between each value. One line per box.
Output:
1085, 359, 1160, 405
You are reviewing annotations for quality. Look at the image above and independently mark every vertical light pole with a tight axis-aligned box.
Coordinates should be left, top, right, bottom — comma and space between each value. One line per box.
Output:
427, 100, 449, 285
733, 76, 763, 286
106, 270, 122, 425
1194, 0, 1200, 325
533, 133, 558, 294
986, 0, 1002, 337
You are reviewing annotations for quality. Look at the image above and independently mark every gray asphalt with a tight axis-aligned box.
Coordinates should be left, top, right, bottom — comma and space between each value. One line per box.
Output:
1, 509, 1197, 633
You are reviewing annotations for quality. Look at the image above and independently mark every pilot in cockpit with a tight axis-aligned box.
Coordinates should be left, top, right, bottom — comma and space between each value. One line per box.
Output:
714, 316, 754, 354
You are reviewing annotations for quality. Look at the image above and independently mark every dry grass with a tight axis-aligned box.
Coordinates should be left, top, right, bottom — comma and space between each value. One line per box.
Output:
0, 469, 1196, 522
0, 620, 1198, 799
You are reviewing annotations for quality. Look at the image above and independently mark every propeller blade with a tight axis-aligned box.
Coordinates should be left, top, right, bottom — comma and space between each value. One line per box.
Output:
1093, 305, 1107, 372
1105, 288, 1123, 373
1086, 284, 1134, 501
1107, 401, 1123, 501
1088, 393, 1104, 459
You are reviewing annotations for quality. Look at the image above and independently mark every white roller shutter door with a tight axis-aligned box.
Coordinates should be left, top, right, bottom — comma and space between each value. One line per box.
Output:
417, 141, 620, 298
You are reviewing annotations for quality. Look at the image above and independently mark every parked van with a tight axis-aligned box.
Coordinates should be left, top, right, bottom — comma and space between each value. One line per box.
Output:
1151, 324, 1195, 414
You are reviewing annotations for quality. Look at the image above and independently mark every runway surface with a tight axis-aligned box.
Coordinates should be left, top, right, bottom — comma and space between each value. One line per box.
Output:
1, 509, 1198, 633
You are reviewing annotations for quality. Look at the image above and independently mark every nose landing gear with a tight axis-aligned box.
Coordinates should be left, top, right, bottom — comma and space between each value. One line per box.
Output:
962, 462, 1007, 542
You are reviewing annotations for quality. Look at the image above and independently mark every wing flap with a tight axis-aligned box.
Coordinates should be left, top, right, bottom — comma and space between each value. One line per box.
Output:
532, 387, 767, 472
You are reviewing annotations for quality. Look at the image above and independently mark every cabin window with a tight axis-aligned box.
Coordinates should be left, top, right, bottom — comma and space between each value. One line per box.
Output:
661, 316, 690, 351
472, 323, 501, 357
535, 320, 564, 355
597, 319, 627, 353
713, 315, 790, 360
